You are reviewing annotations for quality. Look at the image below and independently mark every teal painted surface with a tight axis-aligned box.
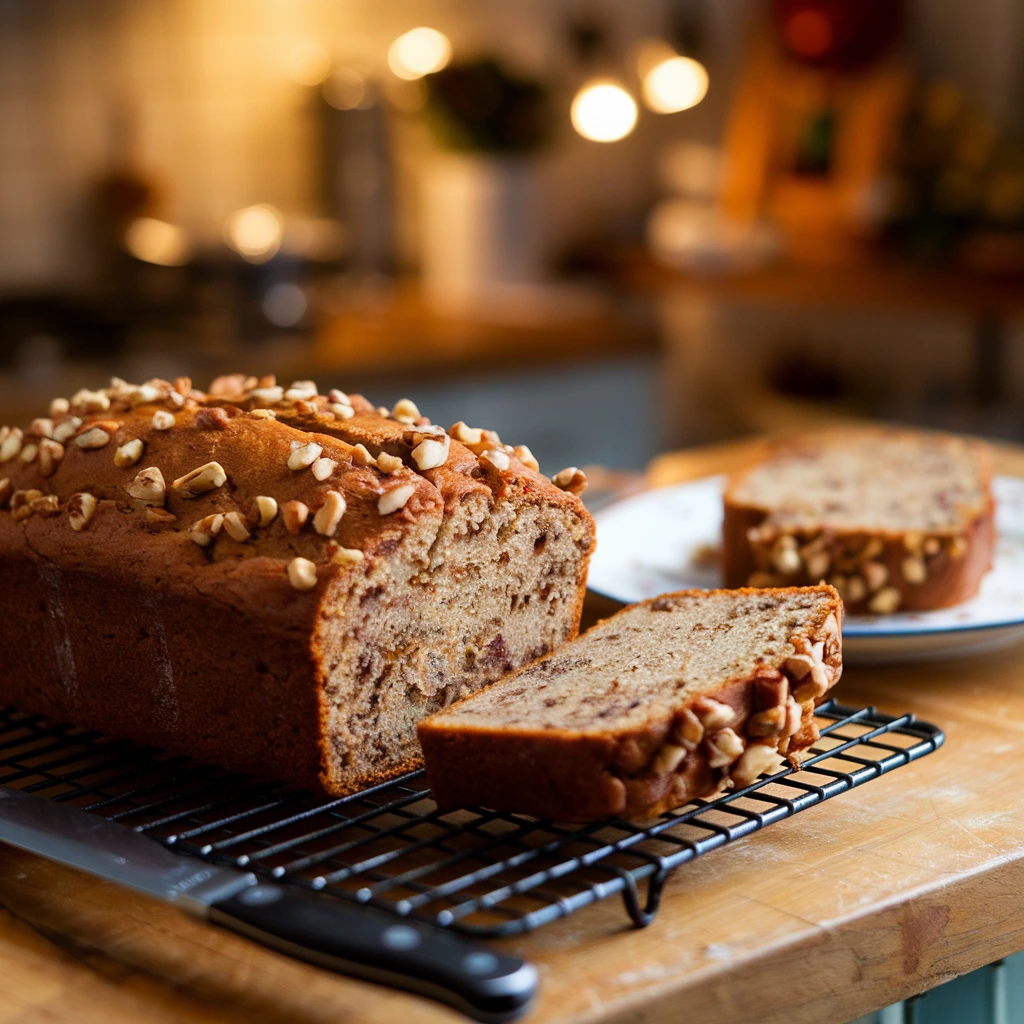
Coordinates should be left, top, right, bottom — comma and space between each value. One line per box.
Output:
845, 950, 1024, 1024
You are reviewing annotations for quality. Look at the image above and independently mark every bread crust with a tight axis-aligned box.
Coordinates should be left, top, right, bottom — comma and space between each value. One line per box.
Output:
722, 429, 994, 614
0, 377, 595, 794
418, 586, 843, 822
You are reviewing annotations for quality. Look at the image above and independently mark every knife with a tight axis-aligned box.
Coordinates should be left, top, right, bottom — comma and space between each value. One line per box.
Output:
0, 785, 536, 1022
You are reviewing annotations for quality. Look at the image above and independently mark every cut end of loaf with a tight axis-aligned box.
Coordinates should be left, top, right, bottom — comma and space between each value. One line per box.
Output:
418, 586, 843, 821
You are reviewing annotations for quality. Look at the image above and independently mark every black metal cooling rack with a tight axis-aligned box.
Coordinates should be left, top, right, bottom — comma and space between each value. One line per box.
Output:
0, 701, 942, 937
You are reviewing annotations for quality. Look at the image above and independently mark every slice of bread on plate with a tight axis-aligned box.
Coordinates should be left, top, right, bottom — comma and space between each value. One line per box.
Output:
419, 586, 842, 822
723, 428, 994, 613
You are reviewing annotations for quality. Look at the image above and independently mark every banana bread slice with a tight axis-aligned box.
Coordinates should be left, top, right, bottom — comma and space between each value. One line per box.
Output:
723, 428, 994, 614
418, 586, 842, 821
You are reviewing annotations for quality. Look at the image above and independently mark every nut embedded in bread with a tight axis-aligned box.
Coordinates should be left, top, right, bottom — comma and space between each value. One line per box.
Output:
722, 428, 994, 614
418, 586, 843, 822
0, 375, 596, 795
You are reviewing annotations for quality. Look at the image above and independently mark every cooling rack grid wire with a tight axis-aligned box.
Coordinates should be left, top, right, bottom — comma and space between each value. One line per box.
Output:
0, 700, 942, 935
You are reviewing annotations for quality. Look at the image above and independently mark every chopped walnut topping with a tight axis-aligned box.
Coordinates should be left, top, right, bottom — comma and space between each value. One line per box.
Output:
901, 554, 927, 585
287, 556, 318, 591
127, 467, 167, 507
288, 441, 323, 471
391, 398, 421, 424
282, 500, 309, 534
173, 461, 227, 497
10, 489, 43, 521
146, 507, 177, 526
74, 427, 112, 450
250, 385, 285, 406
19, 443, 38, 464
0, 428, 23, 463
152, 410, 176, 431
52, 417, 82, 444
49, 397, 70, 418
731, 745, 784, 788
552, 466, 587, 496
70, 388, 110, 414
128, 383, 164, 407
313, 491, 346, 537
196, 407, 230, 430
114, 438, 144, 468
190, 513, 224, 546
30, 418, 54, 439
694, 698, 735, 731
404, 425, 447, 444
222, 511, 251, 542
249, 408, 276, 420
328, 389, 351, 406
481, 449, 510, 472
867, 586, 902, 614
38, 439, 64, 478
173, 376, 193, 397
377, 452, 404, 474
311, 457, 338, 482
208, 373, 247, 399
67, 492, 97, 531
29, 493, 60, 517
378, 482, 416, 515
747, 705, 787, 738
706, 727, 745, 768
255, 495, 278, 527
284, 380, 318, 402
672, 708, 705, 750
351, 444, 376, 467
330, 544, 365, 566
328, 403, 355, 420
651, 744, 687, 774
513, 445, 539, 471
0, 478, 10, 507
449, 421, 483, 446
411, 435, 450, 471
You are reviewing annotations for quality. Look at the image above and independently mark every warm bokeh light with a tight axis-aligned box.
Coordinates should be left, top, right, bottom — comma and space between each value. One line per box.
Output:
323, 67, 369, 110
225, 205, 283, 262
286, 41, 332, 87
387, 27, 451, 80
570, 82, 638, 143
642, 56, 709, 114
124, 217, 190, 266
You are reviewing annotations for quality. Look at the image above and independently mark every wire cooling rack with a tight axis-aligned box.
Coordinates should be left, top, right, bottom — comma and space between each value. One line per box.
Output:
0, 701, 942, 937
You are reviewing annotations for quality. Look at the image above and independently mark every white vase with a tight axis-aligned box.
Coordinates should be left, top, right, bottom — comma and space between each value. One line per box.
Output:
420, 155, 544, 314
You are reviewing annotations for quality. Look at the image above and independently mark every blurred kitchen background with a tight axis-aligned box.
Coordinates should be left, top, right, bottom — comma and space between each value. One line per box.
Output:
2, 0, 1023, 478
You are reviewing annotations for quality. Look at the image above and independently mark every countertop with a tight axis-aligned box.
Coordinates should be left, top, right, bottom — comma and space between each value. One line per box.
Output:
4, 438, 1024, 1024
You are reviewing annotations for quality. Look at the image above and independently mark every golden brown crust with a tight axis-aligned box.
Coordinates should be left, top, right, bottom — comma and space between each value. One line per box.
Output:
722, 429, 995, 614
418, 586, 843, 822
0, 376, 596, 794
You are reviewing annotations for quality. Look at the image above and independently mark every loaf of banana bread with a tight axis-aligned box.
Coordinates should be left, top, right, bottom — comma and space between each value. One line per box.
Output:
419, 586, 842, 821
0, 374, 595, 794
722, 428, 994, 614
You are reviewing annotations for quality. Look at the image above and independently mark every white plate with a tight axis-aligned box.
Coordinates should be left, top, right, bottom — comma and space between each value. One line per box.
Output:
588, 475, 1024, 664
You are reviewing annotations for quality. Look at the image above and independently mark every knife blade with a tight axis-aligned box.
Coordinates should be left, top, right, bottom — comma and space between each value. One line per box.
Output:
0, 785, 536, 1023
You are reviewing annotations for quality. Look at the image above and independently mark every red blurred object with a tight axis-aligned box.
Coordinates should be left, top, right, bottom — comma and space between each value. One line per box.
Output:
772, 0, 903, 70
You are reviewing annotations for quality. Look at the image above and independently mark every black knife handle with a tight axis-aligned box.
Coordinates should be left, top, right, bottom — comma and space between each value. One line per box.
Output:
208, 884, 536, 1022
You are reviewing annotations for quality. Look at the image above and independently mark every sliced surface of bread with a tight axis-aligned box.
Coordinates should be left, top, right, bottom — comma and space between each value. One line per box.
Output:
418, 586, 842, 822
723, 428, 994, 613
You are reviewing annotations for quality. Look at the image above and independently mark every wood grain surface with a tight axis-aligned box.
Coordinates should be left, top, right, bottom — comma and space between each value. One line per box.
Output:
4, 435, 1024, 1024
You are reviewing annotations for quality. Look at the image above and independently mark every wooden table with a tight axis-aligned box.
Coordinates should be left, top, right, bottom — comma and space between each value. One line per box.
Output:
5, 437, 1024, 1024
